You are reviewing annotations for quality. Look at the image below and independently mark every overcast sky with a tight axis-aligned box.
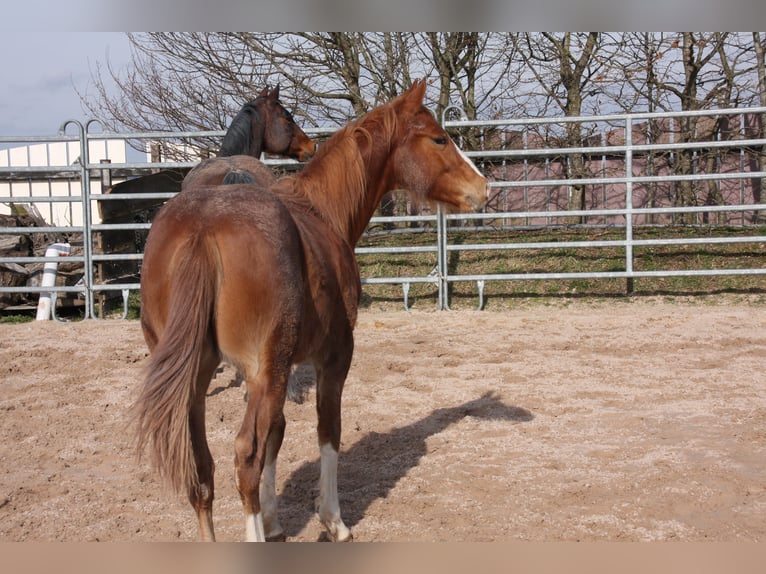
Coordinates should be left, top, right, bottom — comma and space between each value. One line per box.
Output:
2, 20, 762, 139
0, 32, 132, 137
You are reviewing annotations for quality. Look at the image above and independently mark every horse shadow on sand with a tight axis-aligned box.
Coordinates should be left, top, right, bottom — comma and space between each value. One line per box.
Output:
275, 391, 534, 540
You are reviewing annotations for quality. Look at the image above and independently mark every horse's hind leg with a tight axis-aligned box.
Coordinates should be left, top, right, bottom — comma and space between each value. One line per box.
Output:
188, 350, 219, 541
234, 363, 289, 542
314, 333, 354, 542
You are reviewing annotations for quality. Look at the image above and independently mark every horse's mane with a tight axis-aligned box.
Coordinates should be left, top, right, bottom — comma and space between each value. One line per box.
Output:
274, 104, 398, 242
219, 100, 263, 157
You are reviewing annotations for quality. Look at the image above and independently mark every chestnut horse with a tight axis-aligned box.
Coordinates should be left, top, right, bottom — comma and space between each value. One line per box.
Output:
182, 84, 315, 190
135, 80, 487, 542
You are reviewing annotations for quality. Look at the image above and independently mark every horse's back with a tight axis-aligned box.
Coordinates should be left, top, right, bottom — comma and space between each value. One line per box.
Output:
182, 155, 277, 190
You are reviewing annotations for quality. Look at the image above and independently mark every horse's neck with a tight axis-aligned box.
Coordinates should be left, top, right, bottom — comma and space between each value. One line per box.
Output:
297, 131, 392, 247
347, 160, 390, 245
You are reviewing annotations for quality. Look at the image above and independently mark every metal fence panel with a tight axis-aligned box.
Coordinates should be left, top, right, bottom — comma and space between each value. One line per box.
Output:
2, 106, 766, 316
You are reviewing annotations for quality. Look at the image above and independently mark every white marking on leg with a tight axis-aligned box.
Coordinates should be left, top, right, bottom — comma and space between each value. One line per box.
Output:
317, 443, 351, 541
245, 512, 266, 542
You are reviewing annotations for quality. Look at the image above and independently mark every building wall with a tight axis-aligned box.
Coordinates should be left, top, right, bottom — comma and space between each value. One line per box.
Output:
0, 140, 126, 226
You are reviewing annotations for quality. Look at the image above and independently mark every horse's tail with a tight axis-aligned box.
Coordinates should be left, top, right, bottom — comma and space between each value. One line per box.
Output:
134, 233, 218, 495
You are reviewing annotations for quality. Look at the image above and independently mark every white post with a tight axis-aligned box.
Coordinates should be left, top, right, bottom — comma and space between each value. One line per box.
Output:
36, 243, 71, 321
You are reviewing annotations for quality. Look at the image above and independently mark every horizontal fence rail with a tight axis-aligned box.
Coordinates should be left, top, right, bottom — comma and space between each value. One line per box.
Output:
2, 106, 766, 317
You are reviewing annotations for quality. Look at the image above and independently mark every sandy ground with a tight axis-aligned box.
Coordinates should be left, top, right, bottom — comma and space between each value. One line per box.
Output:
1, 297, 765, 542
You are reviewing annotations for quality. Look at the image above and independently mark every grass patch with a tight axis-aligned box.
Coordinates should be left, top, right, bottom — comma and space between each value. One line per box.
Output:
93, 290, 142, 320
81, 224, 766, 315
0, 313, 35, 324
356, 224, 766, 310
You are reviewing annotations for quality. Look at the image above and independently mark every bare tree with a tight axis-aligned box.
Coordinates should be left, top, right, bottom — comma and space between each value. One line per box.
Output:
82, 33, 765, 224
635, 33, 734, 222
606, 33, 669, 222
233, 33, 387, 122
84, 33, 512, 219
82, 33, 283, 157
603, 33, 750, 224
699, 33, 754, 223
513, 32, 606, 221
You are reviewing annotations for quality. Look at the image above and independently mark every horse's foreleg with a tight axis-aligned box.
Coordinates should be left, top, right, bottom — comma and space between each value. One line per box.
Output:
316, 441, 351, 541
315, 350, 353, 542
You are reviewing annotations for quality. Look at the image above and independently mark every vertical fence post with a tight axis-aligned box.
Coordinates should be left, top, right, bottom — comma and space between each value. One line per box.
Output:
440, 105, 467, 311
523, 130, 530, 227
625, 115, 634, 295
436, 203, 447, 309
601, 132, 607, 225
81, 124, 99, 318
59, 120, 93, 319
740, 114, 746, 226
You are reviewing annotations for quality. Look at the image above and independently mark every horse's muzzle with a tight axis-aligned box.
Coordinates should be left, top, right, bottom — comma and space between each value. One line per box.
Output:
465, 181, 490, 213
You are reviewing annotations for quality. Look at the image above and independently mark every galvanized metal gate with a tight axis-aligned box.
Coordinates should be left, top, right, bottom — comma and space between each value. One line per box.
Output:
2, 106, 766, 318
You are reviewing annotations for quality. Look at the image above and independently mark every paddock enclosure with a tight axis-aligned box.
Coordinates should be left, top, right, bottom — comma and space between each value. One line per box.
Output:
4, 105, 766, 317
1, 298, 764, 541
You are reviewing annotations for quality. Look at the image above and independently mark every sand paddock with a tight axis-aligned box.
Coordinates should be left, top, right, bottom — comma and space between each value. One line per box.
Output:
1, 297, 764, 541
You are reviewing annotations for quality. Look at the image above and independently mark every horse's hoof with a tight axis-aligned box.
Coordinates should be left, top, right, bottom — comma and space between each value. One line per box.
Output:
318, 530, 353, 542
265, 532, 287, 542
324, 527, 353, 542
335, 531, 353, 542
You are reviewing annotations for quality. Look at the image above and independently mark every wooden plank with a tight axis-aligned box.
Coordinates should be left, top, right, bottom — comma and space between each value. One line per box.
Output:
0, 262, 29, 275
0, 235, 24, 252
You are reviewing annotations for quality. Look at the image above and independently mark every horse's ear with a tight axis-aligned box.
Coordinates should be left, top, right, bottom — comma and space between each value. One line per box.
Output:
395, 79, 427, 112
258, 86, 270, 98
272, 84, 280, 100
409, 79, 426, 101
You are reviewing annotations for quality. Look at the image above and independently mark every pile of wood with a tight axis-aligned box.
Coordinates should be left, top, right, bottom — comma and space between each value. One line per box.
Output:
0, 208, 83, 311
1, 169, 187, 314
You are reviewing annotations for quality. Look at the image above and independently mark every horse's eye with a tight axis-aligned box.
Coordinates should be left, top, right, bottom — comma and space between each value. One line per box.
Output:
432, 136, 448, 146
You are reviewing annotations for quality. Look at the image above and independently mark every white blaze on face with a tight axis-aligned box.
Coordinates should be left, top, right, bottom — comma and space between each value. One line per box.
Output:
451, 136, 484, 179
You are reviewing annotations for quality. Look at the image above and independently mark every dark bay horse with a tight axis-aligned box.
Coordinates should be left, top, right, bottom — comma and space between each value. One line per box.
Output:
182, 85, 315, 190
135, 79, 488, 542
105, 86, 314, 216
220, 84, 314, 160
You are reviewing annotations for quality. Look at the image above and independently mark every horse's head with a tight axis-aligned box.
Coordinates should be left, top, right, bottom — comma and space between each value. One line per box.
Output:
387, 79, 488, 213
257, 85, 316, 162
